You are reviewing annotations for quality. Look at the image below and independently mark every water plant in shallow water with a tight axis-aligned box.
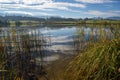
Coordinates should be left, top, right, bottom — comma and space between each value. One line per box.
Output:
0, 27, 49, 80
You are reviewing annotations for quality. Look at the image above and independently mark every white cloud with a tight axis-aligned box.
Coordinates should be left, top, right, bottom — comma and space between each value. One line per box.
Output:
33, 12, 58, 16
39, 2, 86, 10
3, 10, 59, 16
108, 10, 120, 13
54, 2, 86, 8
75, 0, 113, 3
0, 0, 86, 14
4, 11, 34, 16
0, 0, 86, 9
0, 0, 53, 4
20, 0, 53, 4
84, 10, 120, 17
0, 0, 16, 3
23, 2, 86, 10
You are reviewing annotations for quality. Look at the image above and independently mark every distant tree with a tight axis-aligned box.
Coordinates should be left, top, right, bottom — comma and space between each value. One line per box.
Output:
0, 19, 2, 24
16, 21, 21, 26
84, 18, 89, 21
78, 18, 83, 20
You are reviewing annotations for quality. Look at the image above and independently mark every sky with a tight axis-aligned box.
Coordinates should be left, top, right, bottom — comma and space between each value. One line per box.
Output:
0, 0, 120, 18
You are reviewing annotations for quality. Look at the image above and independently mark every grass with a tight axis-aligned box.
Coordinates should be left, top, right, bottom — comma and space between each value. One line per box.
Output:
46, 20, 120, 25
45, 24, 120, 80
47, 23, 119, 80
64, 38, 120, 80
63, 24, 120, 80
0, 27, 48, 80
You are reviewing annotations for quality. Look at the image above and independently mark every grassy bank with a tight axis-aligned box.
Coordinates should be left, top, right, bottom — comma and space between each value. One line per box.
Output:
1, 20, 120, 27
45, 38, 120, 80
45, 24, 120, 80
63, 24, 120, 80
64, 38, 120, 80
46, 20, 120, 25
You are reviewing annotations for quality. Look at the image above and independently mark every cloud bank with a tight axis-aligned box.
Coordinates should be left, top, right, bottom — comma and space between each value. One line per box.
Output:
0, 0, 119, 18
0, 0, 86, 16
75, 0, 113, 4
84, 10, 120, 17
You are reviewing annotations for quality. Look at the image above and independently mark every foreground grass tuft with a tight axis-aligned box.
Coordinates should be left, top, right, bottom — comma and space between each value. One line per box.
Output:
64, 39, 120, 80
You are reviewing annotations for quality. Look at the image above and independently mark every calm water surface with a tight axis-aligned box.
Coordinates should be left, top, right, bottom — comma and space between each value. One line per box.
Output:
31, 25, 113, 62
0, 25, 114, 62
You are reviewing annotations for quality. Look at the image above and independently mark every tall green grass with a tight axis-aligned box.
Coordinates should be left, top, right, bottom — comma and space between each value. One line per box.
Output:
64, 24, 120, 80
0, 27, 48, 80
64, 38, 120, 80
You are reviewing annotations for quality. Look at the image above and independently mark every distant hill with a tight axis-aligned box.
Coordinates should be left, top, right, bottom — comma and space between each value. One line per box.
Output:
0, 15, 78, 22
0, 15, 46, 21
0, 15, 120, 22
106, 16, 120, 20
91, 17, 120, 20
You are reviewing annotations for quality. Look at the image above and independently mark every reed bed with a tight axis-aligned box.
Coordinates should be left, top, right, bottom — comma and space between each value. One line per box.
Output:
65, 38, 120, 80
64, 24, 120, 80
0, 27, 50, 80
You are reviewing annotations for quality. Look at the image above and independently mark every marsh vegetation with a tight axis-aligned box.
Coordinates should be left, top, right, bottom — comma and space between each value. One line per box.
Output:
0, 23, 120, 80
0, 27, 51, 80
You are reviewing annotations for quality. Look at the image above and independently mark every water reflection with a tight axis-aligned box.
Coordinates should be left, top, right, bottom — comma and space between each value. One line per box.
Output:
0, 25, 119, 61
36, 25, 119, 55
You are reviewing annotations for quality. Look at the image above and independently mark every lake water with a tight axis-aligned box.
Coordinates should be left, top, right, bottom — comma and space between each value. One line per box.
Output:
32, 25, 114, 62
38, 26, 112, 49
0, 25, 116, 62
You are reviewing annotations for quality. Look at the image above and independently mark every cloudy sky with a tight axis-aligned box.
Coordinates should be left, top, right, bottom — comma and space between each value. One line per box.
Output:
0, 0, 120, 18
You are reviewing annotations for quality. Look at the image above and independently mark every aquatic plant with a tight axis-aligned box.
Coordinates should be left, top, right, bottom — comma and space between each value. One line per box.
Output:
0, 27, 49, 80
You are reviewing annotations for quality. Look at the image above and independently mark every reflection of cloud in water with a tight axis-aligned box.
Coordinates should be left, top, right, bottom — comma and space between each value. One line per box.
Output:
48, 35, 74, 51
35, 55, 59, 64
51, 35, 73, 43
41, 27, 75, 34
49, 45, 74, 51
41, 29, 57, 34
30, 26, 113, 63
43, 55, 60, 62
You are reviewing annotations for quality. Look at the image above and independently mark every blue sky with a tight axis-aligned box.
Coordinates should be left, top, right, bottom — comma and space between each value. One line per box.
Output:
0, 0, 120, 18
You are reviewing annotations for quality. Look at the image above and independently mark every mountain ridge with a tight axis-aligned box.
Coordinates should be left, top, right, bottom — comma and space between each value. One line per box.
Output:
0, 14, 120, 21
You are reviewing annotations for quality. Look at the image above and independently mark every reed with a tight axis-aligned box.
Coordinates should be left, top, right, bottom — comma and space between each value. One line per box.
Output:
0, 27, 49, 80
64, 24, 120, 80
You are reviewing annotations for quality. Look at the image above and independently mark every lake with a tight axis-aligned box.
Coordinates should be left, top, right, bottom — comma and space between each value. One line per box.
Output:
0, 25, 117, 63
28, 25, 115, 62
